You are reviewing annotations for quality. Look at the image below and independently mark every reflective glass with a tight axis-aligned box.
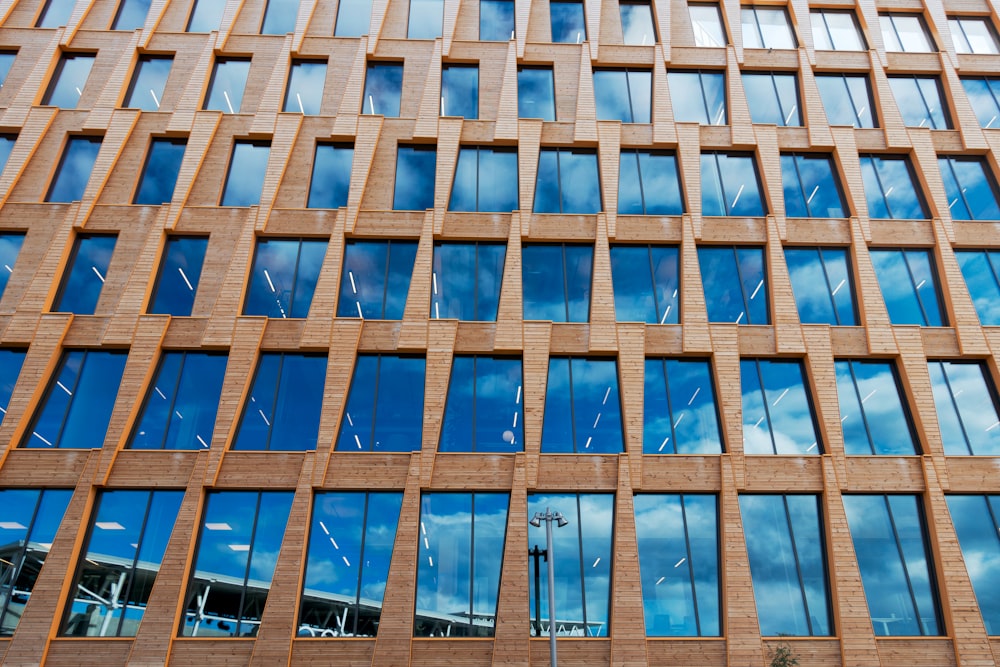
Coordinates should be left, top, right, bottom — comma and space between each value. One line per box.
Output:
594, 69, 650, 123
43, 54, 94, 108
644, 358, 722, 454
618, 150, 683, 215
337, 240, 418, 319
0, 135, 14, 174
232, 353, 327, 451
741, 358, 821, 455
0, 52, 16, 89
698, 246, 768, 324
283, 61, 326, 114
130, 351, 227, 450
46, 136, 101, 203
0, 348, 26, 424
336, 0, 371, 35
336, 355, 425, 452
449, 146, 516, 211
54, 235, 116, 314
669, 71, 725, 125
181, 491, 294, 637
843, 494, 942, 636
261, 0, 298, 33
244, 238, 327, 318
186, 0, 225, 31
784, 247, 857, 325
741, 7, 796, 49
124, 55, 172, 111
308, 143, 353, 209
23, 349, 128, 449
112, 0, 151, 29
939, 156, 1000, 220
810, 10, 866, 50
481, 0, 514, 40
0, 233, 25, 302
542, 357, 623, 453
221, 141, 269, 206
620, 2, 655, 45
393, 145, 436, 210
441, 65, 478, 118
522, 244, 592, 321
610, 245, 678, 323
527, 493, 613, 637
928, 361, 1000, 456
945, 495, 1000, 634
743, 72, 800, 126
362, 63, 403, 116
836, 360, 916, 455
203, 58, 249, 113
533, 148, 601, 213
518, 67, 555, 120
860, 156, 928, 219
880, 14, 933, 52
956, 249, 1000, 325
700, 153, 765, 216
0, 489, 73, 635
299, 492, 403, 637
551, 1, 585, 43
780, 154, 846, 217
869, 249, 945, 325
950, 17, 1000, 54
134, 138, 185, 205
431, 242, 505, 321
415, 493, 508, 637
440, 356, 523, 452
960, 77, 1000, 129
816, 74, 876, 128
148, 236, 208, 316
889, 77, 949, 129
739, 495, 831, 636
62, 490, 183, 636
37, 0, 74, 27
408, 0, 443, 38
689, 4, 725, 46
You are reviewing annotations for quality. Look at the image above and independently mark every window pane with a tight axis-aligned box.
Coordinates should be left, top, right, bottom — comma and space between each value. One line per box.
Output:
308, 143, 353, 209
618, 150, 683, 215
669, 71, 726, 125
542, 357, 622, 453
431, 242, 505, 321
811, 10, 865, 50
203, 58, 249, 113
124, 55, 171, 111
938, 156, 1000, 221
336, 0, 371, 35
480, 0, 514, 40
336, 355, 425, 452
816, 74, 876, 128
620, 2, 655, 45
134, 138, 185, 205
299, 492, 403, 637
551, 1, 585, 42
244, 238, 327, 318
643, 358, 722, 454
408, 0, 443, 38
698, 246, 768, 324
836, 360, 916, 455
0, 349, 25, 427
23, 349, 128, 449
743, 72, 800, 126
440, 356, 523, 452
148, 236, 208, 316
362, 63, 402, 116
880, 14, 933, 52
741, 358, 821, 455
0, 52, 16, 89
594, 69, 650, 123
843, 495, 942, 636
518, 67, 555, 120
860, 156, 928, 219
961, 77, 1000, 129
780, 154, 846, 218
232, 353, 327, 451
946, 495, 1000, 635
337, 240, 418, 319
130, 351, 227, 450
522, 244, 592, 322
221, 141, 269, 206
700, 153, 765, 216
187, 0, 226, 31
283, 61, 326, 114
869, 249, 945, 325
689, 4, 725, 46
533, 149, 601, 213
888, 77, 949, 129
37, 0, 74, 26
47, 136, 101, 203
54, 235, 116, 314
449, 147, 517, 211
610, 245, 678, 323
440, 65, 478, 119
928, 361, 1000, 455
784, 247, 857, 325
112, 0, 151, 29
951, 18, 1000, 54
43, 54, 94, 109
742, 7, 796, 49
393, 145, 436, 210
261, 0, 298, 33
956, 249, 1000, 325
0, 233, 25, 302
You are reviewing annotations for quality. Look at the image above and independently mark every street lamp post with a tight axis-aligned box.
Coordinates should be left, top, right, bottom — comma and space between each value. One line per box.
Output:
530, 507, 568, 667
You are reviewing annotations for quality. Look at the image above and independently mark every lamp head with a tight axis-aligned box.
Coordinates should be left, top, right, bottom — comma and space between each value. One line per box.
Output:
529, 514, 542, 527
556, 514, 569, 528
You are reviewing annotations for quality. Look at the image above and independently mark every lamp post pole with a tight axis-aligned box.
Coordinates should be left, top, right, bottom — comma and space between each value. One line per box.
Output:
530, 507, 568, 667
528, 545, 546, 637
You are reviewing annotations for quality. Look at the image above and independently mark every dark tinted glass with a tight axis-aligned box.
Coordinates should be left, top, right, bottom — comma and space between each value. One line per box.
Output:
54, 235, 116, 314
148, 236, 208, 315
610, 245, 678, 323
244, 238, 327, 318
431, 242, 505, 320
337, 240, 418, 319
134, 138, 185, 204
522, 244, 592, 321
336, 355, 426, 452
439, 356, 523, 452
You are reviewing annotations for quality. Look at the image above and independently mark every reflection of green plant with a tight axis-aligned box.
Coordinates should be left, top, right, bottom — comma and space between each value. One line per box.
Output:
768, 643, 799, 667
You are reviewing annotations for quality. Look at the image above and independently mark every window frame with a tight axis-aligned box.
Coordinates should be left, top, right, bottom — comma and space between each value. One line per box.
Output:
220, 140, 270, 207
742, 71, 801, 127
869, 247, 947, 326
938, 155, 1000, 220
521, 243, 594, 322
949, 16, 1000, 55
887, 75, 951, 130
283, 60, 326, 115
147, 236, 208, 316
700, 152, 767, 217
42, 52, 95, 109
335, 354, 426, 452
593, 68, 652, 123
532, 147, 602, 214
134, 137, 186, 205
879, 13, 935, 52
859, 154, 929, 220
835, 359, 919, 455
741, 5, 797, 49
669, 69, 726, 125
740, 357, 823, 455
52, 234, 117, 315
810, 9, 867, 50
123, 54, 172, 111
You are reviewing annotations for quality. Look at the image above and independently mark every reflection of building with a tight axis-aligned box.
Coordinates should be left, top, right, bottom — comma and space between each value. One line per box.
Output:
1, 0, 1000, 664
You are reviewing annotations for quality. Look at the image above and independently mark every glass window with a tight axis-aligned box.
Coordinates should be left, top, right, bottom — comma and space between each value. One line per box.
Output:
701, 152, 765, 216
593, 69, 651, 123
0, 233, 25, 302
945, 495, 1000, 634
203, 58, 249, 113
533, 148, 601, 213
283, 61, 326, 114
518, 67, 555, 121
232, 353, 327, 451
22, 349, 128, 449
689, 3, 726, 47
860, 155, 928, 219
781, 154, 846, 218
181, 491, 294, 637
644, 358, 722, 454
739, 495, 831, 636
335, 0, 371, 35
134, 138, 185, 205
46, 136, 101, 203
869, 248, 945, 326
124, 55, 171, 111
0, 52, 16, 89
551, 0, 585, 43
698, 246, 768, 324
393, 145, 436, 210
53, 234, 116, 314
0, 489, 73, 636
112, 0, 151, 29
337, 240, 418, 319
950, 17, 1000, 54
0, 135, 14, 173
784, 247, 857, 325
148, 236, 208, 316
481, 0, 514, 40
299, 492, 403, 637
449, 146, 516, 211
37, 0, 74, 26
221, 141, 269, 206
261, 0, 297, 33
743, 72, 800, 126
928, 361, 1000, 456
244, 238, 327, 318
439, 356, 523, 452
441, 65, 478, 118
43, 53, 94, 109
618, 150, 683, 215
527, 493, 613, 637
522, 244, 592, 321
887, 76, 950, 130
880, 14, 934, 52
956, 249, 1000, 325
741, 358, 821, 455
308, 143, 353, 209
960, 76, 1000, 128
0, 348, 24, 426
843, 494, 942, 636
669, 71, 725, 125
336, 355, 425, 452
186, 0, 225, 31
835, 360, 917, 455
542, 357, 623, 453
742, 6, 796, 49
816, 74, 876, 128
431, 242, 505, 321
939, 156, 1000, 220
129, 351, 227, 450
620, 1, 655, 45
408, 0, 443, 38
810, 9, 866, 50
416, 493, 508, 637
610, 245, 678, 324
362, 63, 402, 116
62, 490, 183, 637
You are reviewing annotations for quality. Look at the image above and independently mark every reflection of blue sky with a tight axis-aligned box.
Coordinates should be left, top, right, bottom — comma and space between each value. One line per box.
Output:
221, 142, 269, 206
537, 150, 601, 214
0, 53, 14, 88
480, 0, 514, 40
610, 245, 678, 324
689, 5, 725, 46
0, 233, 24, 301
38, 0, 75, 26
135, 139, 185, 205
861, 156, 927, 219
337, 240, 417, 319
741, 359, 819, 455
961, 78, 1000, 128
440, 356, 523, 452
441, 65, 478, 119
261, 0, 298, 33
125, 56, 171, 111
45, 54, 93, 108
149, 237, 207, 316
363, 64, 403, 116
939, 157, 1000, 220
781, 155, 845, 218
48, 137, 101, 203
946, 495, 1000, 634
701, 154, 764, 217
335, 0, 371, 36
543, 358, 623, 453
308, 144, 353, 209
336, 355, 425, 452
0, 349, 25, 425
812, 11, 866, 50
699, 246, 767, 324
245, 239, 327, 318
817, 75, 874, 128
407, 0, 443, 38
187, 0, 226, 31
56, 235, 116, 314
670, 72, 725, 126
644, 358, 722, 454
517, 68, 555, 120
449, 148, 517, 212
204, 59, 250, 113
744, 73, 799, 126
620, 3, 655, 44
594, 71, 650, 123
956, 250, 1000, 325
393, 146, 436, 210
550, 1, 585, 42
870, 249, 943, 325
112, 0, 151, 29
233, 353, 326, 451
928, 361, 1000, 455
785, 248, 855, 325
836, 360, 916, 455
890, 77, 947, 129
522, 244, 592, 322
432, 242, 505, 320
283, 62, 326, 114
618, 151, 684, 215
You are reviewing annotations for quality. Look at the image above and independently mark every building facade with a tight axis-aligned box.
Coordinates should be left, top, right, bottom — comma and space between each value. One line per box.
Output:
0, 0, 999, 664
